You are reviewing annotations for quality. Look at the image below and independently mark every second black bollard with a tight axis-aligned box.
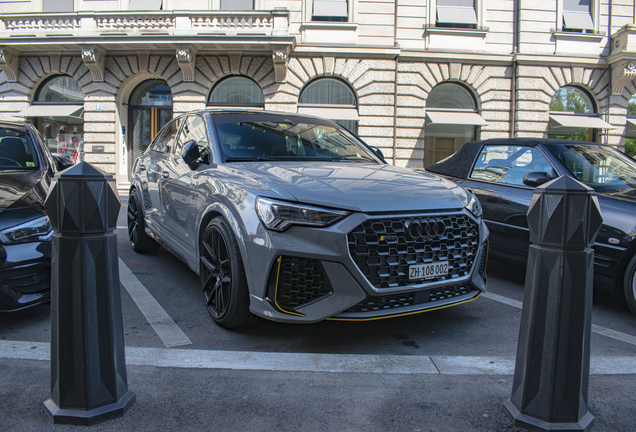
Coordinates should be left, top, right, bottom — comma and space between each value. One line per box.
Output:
503, 176, 603, 432
43, 162, 135, 425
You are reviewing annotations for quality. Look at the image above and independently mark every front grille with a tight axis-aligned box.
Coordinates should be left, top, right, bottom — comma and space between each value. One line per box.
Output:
0, 264, 50, 294
347, 214, 479, 289
269, 256, 333, 312
345, 282, 472, 314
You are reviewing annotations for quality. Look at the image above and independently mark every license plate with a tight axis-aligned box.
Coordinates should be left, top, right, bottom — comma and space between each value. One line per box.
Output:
409, 262, 448, 281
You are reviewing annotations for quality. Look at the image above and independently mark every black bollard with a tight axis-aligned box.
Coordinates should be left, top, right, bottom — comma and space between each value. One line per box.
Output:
43, 162, 135, 425
503, 176, 603, 432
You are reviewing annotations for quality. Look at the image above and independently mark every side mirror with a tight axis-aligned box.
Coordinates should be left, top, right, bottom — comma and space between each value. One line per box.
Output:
523, 171, 551, 187
182, 140, 200, 170
53, 155, 74, 172
370, 146, 386, 163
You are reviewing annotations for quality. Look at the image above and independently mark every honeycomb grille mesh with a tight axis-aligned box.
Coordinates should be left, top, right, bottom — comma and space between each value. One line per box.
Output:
275, 257, 333, 310
347, 214, 479, 289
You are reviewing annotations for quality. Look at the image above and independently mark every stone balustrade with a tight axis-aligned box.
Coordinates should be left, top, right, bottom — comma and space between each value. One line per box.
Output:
0, 10, 288, 38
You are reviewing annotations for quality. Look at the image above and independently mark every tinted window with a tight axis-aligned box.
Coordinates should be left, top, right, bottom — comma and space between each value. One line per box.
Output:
212, 114, 379, 163
470, 145, 554, 186
151, 119, 181, 153
175, 115, 208, 156
0, 127, 40, 170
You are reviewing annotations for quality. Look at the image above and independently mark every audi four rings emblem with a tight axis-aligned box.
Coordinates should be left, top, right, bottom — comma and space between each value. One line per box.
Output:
404, 218, 447, 240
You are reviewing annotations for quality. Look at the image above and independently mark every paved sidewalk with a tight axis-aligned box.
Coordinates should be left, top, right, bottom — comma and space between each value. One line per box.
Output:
1, 352, 635, 431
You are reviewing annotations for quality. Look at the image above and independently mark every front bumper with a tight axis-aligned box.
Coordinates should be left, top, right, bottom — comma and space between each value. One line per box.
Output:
0, 241, 51, 312
245, 209, 489, 323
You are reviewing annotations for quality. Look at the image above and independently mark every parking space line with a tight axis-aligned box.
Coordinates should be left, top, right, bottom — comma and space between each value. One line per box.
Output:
119, 258, 192, 348
481, 291, 636, 347
2, 340, 635, 375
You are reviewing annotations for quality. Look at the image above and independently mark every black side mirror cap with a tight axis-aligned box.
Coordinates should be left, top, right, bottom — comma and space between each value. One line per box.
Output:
523, 171, 551, 187
53, 155, 74, 172
370, 146, 386, 163
182, 140, 200, 170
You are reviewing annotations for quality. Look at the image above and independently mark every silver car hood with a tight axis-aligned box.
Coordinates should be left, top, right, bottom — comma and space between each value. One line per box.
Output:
222, 162, 469, 212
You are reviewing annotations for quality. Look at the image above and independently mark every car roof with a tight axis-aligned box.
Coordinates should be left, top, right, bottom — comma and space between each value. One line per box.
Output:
0, 120, 29, 132
426, 138, 607, 179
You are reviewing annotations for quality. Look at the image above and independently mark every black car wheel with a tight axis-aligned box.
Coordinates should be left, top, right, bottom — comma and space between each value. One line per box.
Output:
623, 255, 636, 315
200, 217, 258, 328
127, 189, 160, 253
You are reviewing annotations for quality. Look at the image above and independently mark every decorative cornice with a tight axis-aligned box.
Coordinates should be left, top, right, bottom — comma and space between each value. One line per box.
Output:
0, 47, 19, 82
612, 62, 636, 96
81, 46, 105, 82
273, 46, 290, 83
176, 46, 196, 82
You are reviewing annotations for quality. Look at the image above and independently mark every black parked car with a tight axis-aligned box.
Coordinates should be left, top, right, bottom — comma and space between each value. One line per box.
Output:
0, 120, 73, 312
427, 138, 636, 315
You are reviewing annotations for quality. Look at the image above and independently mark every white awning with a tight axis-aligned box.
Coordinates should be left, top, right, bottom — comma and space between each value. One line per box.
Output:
563, 11, 594, 30
298, 106, 359, 121
437, 6, 478, 25
549, 114, 614, 129
128, 0, 162, 10
14, 105, 83, 118
426, 111, 488, 126
313, 0, 348, 18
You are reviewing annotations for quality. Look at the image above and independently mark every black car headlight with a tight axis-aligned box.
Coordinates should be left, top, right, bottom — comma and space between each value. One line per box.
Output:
466, 195, 482, 218
256, 197, 349, 232
0, 215, 53, 244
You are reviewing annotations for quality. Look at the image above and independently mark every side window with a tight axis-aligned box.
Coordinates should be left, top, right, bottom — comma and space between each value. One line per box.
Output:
469, 145, 554, 186
151, 118, 180, 153
175, 115, 209, 157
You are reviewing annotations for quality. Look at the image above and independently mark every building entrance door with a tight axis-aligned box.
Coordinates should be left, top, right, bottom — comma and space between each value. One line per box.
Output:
127, 80, 173, 177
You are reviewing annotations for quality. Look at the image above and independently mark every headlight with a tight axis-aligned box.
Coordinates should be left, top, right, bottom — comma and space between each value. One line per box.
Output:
0, 215, 53, 244
256, 197, 349, 231
466, 195, 482, 218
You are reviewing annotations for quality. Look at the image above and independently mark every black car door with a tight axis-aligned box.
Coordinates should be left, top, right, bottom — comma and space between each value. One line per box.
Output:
459, 144, 557, 262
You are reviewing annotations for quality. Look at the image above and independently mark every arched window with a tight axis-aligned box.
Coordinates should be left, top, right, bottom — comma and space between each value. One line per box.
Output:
625, 94, 636, 157
298, 78, 359, 134
128, 79, 173, 175
548, 86, 611, 142
208, 76, 264, 107
17, 75, 85, 159
424, 82, 486, 166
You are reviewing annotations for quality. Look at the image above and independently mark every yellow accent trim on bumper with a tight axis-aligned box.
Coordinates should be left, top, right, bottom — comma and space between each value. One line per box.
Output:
326, 292, 482, 322
273, 256, 305, 317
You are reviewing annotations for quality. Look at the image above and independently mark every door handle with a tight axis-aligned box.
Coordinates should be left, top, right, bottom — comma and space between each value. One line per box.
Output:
162, 171, 170, 179
138, 164, 146, 171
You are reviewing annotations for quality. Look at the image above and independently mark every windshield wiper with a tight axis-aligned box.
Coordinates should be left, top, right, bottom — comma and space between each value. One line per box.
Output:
224, 157, 277, 162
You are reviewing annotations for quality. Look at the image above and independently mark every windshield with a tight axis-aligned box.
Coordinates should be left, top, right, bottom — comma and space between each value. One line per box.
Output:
547, 143, 636, 190
0, 126, 40, 170
212, 114, 380, 164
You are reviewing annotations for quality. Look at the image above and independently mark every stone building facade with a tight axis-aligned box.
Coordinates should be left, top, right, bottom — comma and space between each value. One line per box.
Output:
1, 1, 636, 189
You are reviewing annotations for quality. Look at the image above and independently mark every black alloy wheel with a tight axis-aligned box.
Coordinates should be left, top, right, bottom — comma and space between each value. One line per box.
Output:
200, 217, 258, 328
127, 190, 160, 253
623, 255, 636, 316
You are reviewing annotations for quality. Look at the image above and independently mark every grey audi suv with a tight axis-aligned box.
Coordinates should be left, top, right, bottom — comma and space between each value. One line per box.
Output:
128, 110, 489, 328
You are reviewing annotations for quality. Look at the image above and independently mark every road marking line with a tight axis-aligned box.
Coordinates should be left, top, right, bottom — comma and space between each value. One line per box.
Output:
119, 258, 192, 348
481, 291, 636, 347
1, 340, 634, 375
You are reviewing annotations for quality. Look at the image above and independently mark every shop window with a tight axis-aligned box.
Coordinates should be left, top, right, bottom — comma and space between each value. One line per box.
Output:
208, 76, 264, 107
313, 0, 348, 22
220, 0, 254, 10
25, 75, 85, 161
436, 0, 477, 29
548, 86, 611, 142
625, 94, 636, 158
424, 82, 486, 167
562, 0, 594, 33
298, 78, 358, 134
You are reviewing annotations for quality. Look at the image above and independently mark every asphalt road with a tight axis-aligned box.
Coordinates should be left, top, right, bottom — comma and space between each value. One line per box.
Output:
0, 197, 635, 431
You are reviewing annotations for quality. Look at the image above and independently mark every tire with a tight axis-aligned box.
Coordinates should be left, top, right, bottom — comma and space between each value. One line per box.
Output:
127, 189, 160, 253
623, 255, 636, 316
200, 217, 259, 328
